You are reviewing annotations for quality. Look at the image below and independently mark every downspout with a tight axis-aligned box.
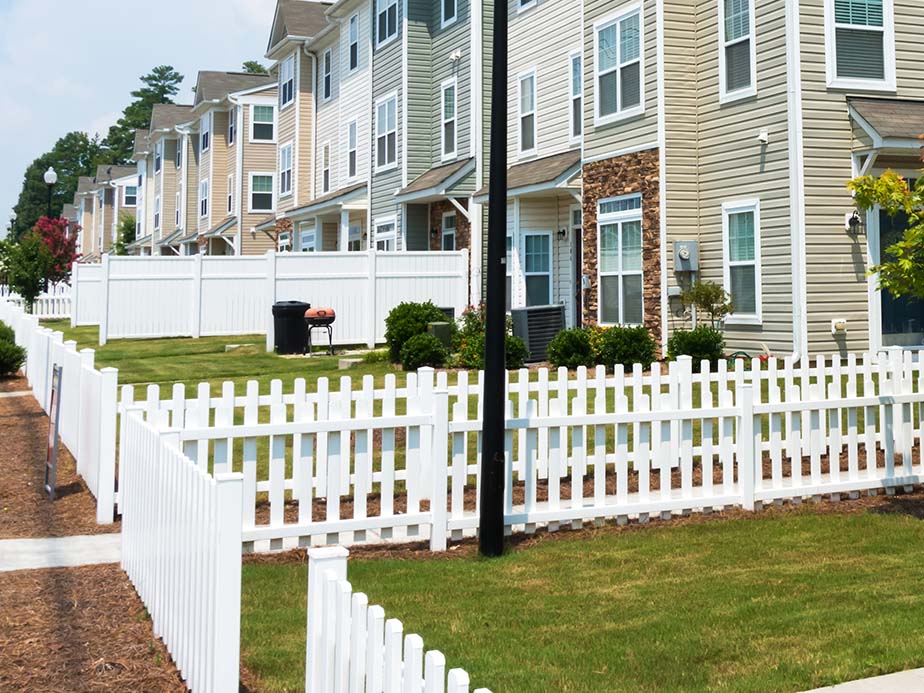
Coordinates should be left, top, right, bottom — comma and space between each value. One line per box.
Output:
228, 95, 245, 254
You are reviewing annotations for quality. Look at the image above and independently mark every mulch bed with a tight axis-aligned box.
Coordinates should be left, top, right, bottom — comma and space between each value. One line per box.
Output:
0, 564, 186, 693
0, 375, 31, 393
0, 378, 119, 539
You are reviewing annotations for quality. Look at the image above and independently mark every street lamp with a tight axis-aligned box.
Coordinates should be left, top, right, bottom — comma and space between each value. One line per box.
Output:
43, 167, 58, 218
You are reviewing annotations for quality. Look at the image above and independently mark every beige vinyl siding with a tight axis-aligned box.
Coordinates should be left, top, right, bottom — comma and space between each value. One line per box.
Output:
144, 156, 157, 238
196, 114, 213, 235
430, 0, 471, 166
241, 93, 281, 255
297, 50, 316, 207
276, 47, 300, 213
159, 137, 179, 237
211, 111, 231, 233
184, 136, 200, 235
338, 1, 373, 186
507, 0, 582, 162
799, 0, 924, 354
316, 32, 342, 197
582, 0, 659, 161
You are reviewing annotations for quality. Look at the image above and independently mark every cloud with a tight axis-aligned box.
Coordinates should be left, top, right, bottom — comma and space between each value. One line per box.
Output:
0, 0, 272, 221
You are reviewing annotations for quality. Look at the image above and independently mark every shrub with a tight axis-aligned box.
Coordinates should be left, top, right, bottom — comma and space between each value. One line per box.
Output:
585, 324, 609, 362
547, 328, 595, 370
667, 325, 725, 371
400, 333, 448, 371
0, 340, 26, 376
599, 326, 657, 368
455, 331, 530, 370
505, 335, 529, 369
0, 321, 16, 344
384, 301, 449, 363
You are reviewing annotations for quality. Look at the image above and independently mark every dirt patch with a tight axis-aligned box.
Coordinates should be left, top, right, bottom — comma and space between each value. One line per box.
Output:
0, 564, 185, 693
0, 391, 119, 539
0, 375, 30, 393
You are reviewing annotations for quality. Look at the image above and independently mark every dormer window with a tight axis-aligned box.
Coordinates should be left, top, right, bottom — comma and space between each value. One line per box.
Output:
376, 0, 398, 47
280, 55, 295, 108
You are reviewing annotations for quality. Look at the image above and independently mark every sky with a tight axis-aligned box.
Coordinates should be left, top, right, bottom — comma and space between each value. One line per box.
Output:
0, 0, 273, 231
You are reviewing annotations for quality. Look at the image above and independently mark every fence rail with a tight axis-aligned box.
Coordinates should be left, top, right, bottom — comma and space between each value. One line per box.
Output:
0, 287, 72, 319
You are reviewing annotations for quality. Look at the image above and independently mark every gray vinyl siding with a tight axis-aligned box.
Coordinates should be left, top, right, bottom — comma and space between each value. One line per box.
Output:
480, 0, 493, 296
430, 0, 471, 166
799, 0, 924, 355
406, 0, 433, 182
582, 0, 659, 161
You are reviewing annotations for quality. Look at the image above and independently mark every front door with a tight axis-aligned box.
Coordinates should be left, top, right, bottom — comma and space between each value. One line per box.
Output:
571, 207, 583, 327
880, 198, 924, 347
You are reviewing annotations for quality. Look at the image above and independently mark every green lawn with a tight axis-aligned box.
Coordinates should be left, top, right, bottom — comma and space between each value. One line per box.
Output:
242, 504, 924, 693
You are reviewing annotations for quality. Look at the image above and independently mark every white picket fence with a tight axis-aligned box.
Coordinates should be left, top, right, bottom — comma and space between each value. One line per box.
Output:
0, 286, 72, 319
118, 348, 924, 553
0, 299, 118, 523
306, 547, 489, 693
72, 250, 469, 348
120, 409, 242, 693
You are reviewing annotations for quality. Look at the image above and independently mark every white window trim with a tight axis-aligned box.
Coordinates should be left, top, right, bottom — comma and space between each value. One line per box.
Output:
374, 216, 398, 250
346, 119, 359, 180
248, 172, 276, 214
441, 0, 457, 28
278, 231, 292, 252
374, 91, 398, 173
228, 107, 237, 146
279, 141, 294, 198
176, 191, 182, 227
823, 0, 896, 92
322, 48, 333, 101
517, 0, 538, 15
227, 174, 235, 216
279, 54, 296, 110
154, 140, 163, 173
375, 0, 399, 49
176, 138, 183, 169
299, 223, 317, 252
200, 113, 211, 153
442, 211, 456, 250
569, 49, 583, 143
722, 198, 763, 326
154, 195, 162, 230
718, 0, 758, 104
518, 69, 537, 157
199, 179, 209, 219
593, 2, 646, 127
596, 194, 644, 327
123, 185, 138, 207
522, 231, 553, 305
441, 77, 458, 161
249, 104, 277, 144
348, 14, 360, 73
322, 141, 332, 194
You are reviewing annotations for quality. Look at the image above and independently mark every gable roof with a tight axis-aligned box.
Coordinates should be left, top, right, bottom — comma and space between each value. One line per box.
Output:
267, 0, 332, 54
194, 71, 275, 105
95, 165, 137, 185
131, 129, 150, 161
61, 204, 78, 221
149, 103, 194, 132
76, 176, 97, 195
848, 97, 924, 142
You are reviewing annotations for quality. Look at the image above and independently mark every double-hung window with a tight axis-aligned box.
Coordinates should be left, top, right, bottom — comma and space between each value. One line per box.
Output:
523, 233, 551, 306
251, 105, 275, 142
595, 6, 643, 123
441, 79, 457, 159
278, 231, 292, 252
227, 174, 235, 215
176, 138, 183, 169
228, 108, 237, 145
154, 195, 161, 230
722, 199, 761, 324
442, 0, 457, 27
154, 141, 163, 173
250, 174, 275, 212
123, 186, 137, 207
279, 143, 293, 196
199, 180, 209, 218
299, 223, 317, 252
280, 55, 295, 108
598, 194, 643, 325
176, 192, 182, 227
719, 0, 756, 102
825, 0, 894, 89
518, 72, 536, 155
322, 143, 331, 193
570, 52, 583, 140
200, 113, 211, 152
376, 0, 398, 47
442, 212, 456, 251
322, 49, 333, 100
374, 219, 396, 250
375, 95, 397, 170
347, 120, 358, 179
349, 15, 360, 71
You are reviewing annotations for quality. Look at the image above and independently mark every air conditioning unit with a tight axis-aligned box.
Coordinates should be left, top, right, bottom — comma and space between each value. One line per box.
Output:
511, 304, 566, 363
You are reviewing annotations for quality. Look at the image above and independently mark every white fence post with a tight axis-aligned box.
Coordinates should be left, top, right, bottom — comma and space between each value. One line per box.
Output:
70, 267, 79, 328
738, 384, 756, 511
265, 250, 277, 353
191, 253, 203, 339
430, 385, 450, 552
96, 367, 119, 524
99, 253, 110, 346
306, 546, 349, 693
213, 472, 244, 693
367, 249, 377, 349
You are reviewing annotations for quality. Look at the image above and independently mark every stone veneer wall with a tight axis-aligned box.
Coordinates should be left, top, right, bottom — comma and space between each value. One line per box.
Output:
428, 199, 472, 252
581, 148, 662, 349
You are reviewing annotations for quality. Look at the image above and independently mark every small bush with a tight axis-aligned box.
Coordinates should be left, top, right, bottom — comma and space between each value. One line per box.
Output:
599, 326, 657, 368
505, 335, 529, 370
455, 331, 530, 370
547, 328, 595, 370
400, 333, 448, 371
0, 340, 26, 376
0, 322, 16, 344
667, 325, 725, 371
361, 349, 390, 364
384, 301, 450, 363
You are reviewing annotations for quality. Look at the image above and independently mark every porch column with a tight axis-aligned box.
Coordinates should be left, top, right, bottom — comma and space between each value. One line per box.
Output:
339, 209, 350, 251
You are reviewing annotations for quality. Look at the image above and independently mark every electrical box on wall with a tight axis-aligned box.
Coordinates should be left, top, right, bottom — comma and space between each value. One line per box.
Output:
674, 240, 699, 273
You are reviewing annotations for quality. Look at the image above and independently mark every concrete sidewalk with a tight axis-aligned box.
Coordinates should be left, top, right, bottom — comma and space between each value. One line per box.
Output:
803, 668, 924, 692
0, 533, 121, 572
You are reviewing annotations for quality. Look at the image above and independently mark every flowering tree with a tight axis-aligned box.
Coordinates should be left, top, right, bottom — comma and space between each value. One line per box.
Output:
33, 216, 80, 286
0, 234, 53, 312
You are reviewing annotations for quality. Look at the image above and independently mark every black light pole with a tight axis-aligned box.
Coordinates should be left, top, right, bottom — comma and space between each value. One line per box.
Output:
479, 0, 508, 557
44, 167, 58, 218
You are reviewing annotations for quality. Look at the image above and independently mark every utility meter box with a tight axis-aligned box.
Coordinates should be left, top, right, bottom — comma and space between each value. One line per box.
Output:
673, 240, 699, 273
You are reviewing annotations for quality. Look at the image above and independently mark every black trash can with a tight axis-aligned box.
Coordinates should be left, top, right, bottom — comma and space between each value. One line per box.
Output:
272, 301, 310, 355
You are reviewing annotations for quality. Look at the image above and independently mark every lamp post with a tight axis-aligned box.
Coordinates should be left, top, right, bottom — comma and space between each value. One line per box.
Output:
8, 211, 15, 234
43, 167, 58, 218
479, 0, 508, 557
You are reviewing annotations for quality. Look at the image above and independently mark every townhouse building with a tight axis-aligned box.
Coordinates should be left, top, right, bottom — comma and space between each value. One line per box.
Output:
79, 165, 137, 258
73, 176, 97, 259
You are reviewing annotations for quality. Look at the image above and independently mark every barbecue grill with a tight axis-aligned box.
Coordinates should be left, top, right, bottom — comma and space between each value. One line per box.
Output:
305, 307, 335, 355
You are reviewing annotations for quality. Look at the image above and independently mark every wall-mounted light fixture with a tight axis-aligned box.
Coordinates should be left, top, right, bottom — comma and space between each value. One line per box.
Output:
431, 227, 440, 238
845, 210, 865, 237
557, 228, 567, 240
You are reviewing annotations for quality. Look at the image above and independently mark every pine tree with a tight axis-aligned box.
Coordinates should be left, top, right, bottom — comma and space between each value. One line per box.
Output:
103, 65, 184, 162
242, 60, 269, 75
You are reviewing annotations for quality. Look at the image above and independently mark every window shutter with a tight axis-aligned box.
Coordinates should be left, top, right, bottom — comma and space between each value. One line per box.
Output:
835, 28, 884, 79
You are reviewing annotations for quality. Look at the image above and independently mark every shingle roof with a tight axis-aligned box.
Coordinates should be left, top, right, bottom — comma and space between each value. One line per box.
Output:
474, 150, 582, 198
849, 97, 924, 140
195, 71, 275, 104
131, 129, 150, 160
149, 104, 194, 132
76, 176, 97, 195
269, 0, 332, 49
61, 204, 78, 220
397, 158, 473, 196
287, 182, 367, 217
94, 165, 136, 185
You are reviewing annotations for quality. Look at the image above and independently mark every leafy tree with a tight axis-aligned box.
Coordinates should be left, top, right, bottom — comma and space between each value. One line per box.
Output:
10, 132, 108, 238
104, 65, 183, 162
242, 60, 269, 75
1, 233, 53, 312
112, 213, 137, 256
33, 217, 80, 285
848, 169, 924, 299
681, 280, 735, 328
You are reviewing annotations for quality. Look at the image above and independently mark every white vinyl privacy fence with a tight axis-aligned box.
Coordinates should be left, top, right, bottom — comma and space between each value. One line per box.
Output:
0, 299, 118, 523
73, 250, 469, 348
